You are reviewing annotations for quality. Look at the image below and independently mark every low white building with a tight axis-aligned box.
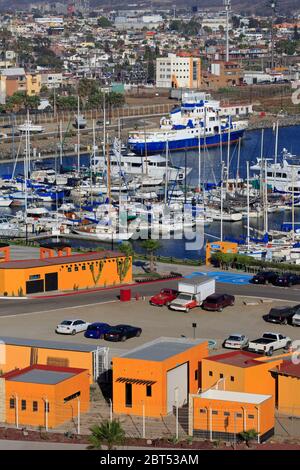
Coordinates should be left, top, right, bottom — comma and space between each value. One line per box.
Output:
41, 72, 63, 89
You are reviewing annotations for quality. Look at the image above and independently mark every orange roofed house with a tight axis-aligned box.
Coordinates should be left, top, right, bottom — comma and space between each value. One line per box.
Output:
0, 364, 90, 428
113, 337, 208, 418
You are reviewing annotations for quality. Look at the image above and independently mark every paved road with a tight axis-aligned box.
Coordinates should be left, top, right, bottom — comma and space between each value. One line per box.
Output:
1, 277, 300, 317
0, 439, 86, 450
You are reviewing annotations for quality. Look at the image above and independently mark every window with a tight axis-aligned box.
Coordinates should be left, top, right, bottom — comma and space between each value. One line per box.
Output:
64, 391, 81, 403
199, 409, 206, 414
44, 402, 50, 413
224, 411, 230, 416
212, 410, 218, 415
21, 400, 26, 411
125, 383, 132, 408
29, 274, 40, 280
220, 373, 224, 379
236, 413, 242, 418
209, 371, 213, 377
230, 376, 235, 382
146, 385, 152, 397
9, 398, 15, 409
75, 266, 78, 271
82, 265, 86, 271
248, 414, 255, 419
67, 267, 72, 272
194, 370, 198, 381
33, 401, 38, 412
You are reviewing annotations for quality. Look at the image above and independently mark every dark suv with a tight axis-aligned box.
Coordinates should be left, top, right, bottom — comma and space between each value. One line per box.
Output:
265, 305, 300, 325
272, 273, 300, 287
202, 294, 235, 312
251, 271, 279, 285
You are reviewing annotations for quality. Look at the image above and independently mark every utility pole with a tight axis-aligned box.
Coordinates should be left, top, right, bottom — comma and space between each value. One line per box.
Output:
224, 0, 231, 62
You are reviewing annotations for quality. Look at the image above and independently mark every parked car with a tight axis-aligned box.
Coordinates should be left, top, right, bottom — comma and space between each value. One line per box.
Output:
55, 319, 89, 335
104, 324, 142, 342
202, 293, 235, 312
248, 332, 292, 356
250, 271, 278, 285
149, 288, 178, 307
84, 322, 111, 339
265, 305, 300, 325
272, 273, 300, 287
223, 334, 249, 350
292, 313, 300, 326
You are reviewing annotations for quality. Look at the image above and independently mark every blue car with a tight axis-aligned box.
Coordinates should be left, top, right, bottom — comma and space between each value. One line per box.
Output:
84, 322, 111, 339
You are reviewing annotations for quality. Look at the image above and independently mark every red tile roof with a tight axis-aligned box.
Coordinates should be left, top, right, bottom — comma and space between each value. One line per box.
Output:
275, 362, 300, 379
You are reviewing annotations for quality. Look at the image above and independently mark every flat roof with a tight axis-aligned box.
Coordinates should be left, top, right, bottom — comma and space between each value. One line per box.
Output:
0, 336, 98, 353
0, 250, 125, 269
8, 369, 74, 385
198, 390, 271, 405
120, 337, 206, 362
204, 351, 262, 368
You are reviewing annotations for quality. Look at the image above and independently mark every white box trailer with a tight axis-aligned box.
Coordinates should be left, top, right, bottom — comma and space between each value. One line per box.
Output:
170, 277, 216, 312
178, 277, 215, 297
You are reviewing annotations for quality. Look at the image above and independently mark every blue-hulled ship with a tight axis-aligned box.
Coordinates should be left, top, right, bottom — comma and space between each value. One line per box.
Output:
128, 92, 248, 155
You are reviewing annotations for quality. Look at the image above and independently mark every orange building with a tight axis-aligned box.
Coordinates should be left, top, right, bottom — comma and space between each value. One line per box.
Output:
205, 241, 238, 265
0, 364, 90, 428
0, 336, 108, 384
189, 389, 274, 442
271, 361, 300, 417
0, 245, 132, 296
113, 337, 208, 418
200, 351, 283, 405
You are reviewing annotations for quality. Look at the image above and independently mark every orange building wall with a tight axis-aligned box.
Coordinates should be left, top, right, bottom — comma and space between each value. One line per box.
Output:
277, 375, 300, 417
5, 370, 89, 428
1, 345, 94, 383
0, 255, 132, 296
201, 358, 282, 403
192, 395, 274, 437
113, 342, 208, 417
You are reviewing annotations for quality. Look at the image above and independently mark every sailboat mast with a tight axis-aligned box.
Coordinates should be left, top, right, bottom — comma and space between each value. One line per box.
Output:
77, 96, 80, 173
164, 139, 169, 204
247, 161, 250, 250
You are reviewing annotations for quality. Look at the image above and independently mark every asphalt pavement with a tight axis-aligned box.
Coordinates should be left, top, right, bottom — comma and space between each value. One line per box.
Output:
0, 278, 300, 317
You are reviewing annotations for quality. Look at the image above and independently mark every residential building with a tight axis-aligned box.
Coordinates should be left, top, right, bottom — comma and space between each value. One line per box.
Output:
0, 67, 26, 104
156, 53, 201, 89
202, 61, 244, 90
41, 72, 63, 89
113, 337, 208, 417
0, 364, 89, 428
26, 73, 42, 96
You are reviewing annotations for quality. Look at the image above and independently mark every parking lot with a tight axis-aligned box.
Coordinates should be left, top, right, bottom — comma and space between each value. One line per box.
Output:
0, 294, 299, 355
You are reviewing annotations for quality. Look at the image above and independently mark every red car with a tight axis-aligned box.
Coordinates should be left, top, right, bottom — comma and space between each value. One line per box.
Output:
149, 288, 178, 307
202, 294, 235, 312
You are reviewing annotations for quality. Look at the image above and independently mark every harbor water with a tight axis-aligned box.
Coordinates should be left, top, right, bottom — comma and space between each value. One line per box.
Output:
0, 125, 300, 260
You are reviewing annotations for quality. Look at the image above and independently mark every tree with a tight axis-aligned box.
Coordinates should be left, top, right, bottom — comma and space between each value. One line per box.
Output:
239, 429, 258, 447
88, 420, 125, 450
141, 239, 161, 272
98, 16, 112, 28
119, 242, 134, 259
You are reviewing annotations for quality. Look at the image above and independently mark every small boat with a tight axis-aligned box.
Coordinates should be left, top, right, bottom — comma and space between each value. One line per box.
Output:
73, 225, 133, 242
17, 121, 44, 133
0, 196, 12, 207
74, 114, 87, 129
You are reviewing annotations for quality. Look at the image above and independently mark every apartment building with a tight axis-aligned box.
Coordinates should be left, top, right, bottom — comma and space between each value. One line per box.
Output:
156, 53, 201, 89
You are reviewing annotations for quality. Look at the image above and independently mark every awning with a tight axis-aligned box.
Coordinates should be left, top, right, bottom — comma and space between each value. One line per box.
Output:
116, 377, 156, 386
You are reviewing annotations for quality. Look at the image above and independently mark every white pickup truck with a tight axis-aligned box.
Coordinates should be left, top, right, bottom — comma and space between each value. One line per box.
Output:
248, 332, 292, 356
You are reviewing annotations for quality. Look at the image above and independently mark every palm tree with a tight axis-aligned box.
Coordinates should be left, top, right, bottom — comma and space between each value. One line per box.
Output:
88, 419, 125, 450
141, 239, 161, 272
